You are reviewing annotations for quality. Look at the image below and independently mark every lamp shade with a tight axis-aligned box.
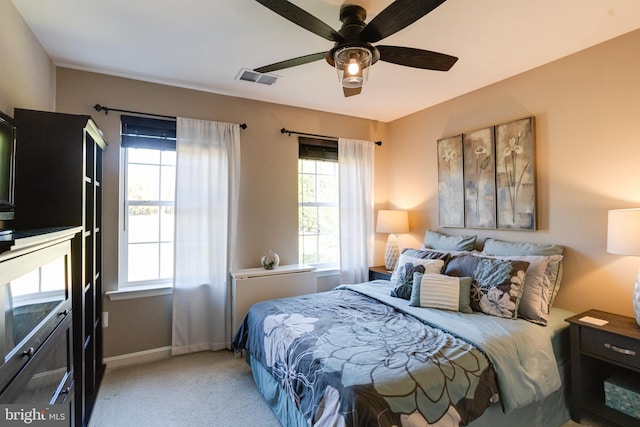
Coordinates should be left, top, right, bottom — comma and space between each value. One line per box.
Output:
607, 209, 640, 256
376, 210, 409, 234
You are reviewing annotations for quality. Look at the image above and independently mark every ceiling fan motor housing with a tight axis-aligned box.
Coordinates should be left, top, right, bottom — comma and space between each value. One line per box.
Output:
326, 5, 380, 67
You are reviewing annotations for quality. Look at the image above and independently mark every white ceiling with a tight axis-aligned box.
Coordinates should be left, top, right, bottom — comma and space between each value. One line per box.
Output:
11, 0, 640, 122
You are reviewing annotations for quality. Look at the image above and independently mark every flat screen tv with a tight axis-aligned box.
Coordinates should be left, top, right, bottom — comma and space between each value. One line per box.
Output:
0, 111, 16, 233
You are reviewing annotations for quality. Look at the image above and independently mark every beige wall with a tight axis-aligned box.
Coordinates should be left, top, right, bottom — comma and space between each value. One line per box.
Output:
55, 68, 388, 357
0, 0, 55, 114
6, 0, 639, 356
386, 29, 640, 319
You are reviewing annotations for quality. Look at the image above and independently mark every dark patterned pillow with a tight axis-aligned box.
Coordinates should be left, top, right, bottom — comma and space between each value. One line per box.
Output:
443, 253, 481, 278
469, 257, 530, 319
400, 248, 451, 262
390, 253, 445, 300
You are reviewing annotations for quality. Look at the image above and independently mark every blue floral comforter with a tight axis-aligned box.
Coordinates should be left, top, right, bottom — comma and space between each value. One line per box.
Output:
232, 281, 539, 426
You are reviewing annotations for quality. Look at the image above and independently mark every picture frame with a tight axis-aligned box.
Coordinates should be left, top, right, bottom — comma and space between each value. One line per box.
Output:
437, 135, 464, 227
463, 127, 496, 229
495, 116, 536, 230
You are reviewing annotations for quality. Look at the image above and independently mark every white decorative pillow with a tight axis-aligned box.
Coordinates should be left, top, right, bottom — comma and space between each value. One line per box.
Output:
409, 273, 473, 313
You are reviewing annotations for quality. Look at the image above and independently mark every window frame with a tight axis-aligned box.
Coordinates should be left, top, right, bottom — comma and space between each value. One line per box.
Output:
117, 116, 177, 291
298, 137, 340, 269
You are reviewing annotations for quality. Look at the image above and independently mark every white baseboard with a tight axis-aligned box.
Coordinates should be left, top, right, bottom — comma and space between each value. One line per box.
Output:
104, 346, 172, 369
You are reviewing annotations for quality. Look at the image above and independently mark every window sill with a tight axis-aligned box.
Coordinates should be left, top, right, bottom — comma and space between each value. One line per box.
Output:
314, 267, 340, 277
106, 283, 173, 301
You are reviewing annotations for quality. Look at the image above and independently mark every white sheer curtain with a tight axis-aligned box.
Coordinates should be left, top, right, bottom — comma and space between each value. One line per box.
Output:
339, 138, 375, 284
172, 118, 240, 355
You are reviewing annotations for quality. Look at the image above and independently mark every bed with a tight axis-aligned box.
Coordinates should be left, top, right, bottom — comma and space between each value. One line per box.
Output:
232, 233, 572, 426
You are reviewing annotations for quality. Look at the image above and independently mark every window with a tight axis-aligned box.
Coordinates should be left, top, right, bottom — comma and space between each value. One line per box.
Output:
298, 138, 340, 267
119, 116, 177, 287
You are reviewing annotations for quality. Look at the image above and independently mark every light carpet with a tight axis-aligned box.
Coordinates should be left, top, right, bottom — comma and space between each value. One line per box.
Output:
89, 350, 614, 427
89, 350, 279, 427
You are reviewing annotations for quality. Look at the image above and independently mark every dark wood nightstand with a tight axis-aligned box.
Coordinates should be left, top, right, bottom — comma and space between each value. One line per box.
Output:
566, 309, 640, 427
369, 266, 392, 281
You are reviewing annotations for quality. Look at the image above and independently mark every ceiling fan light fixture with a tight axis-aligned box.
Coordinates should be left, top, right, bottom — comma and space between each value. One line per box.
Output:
334, 46, 371, 89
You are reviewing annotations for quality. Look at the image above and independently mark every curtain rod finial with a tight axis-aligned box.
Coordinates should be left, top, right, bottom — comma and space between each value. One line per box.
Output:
93, 104, 109, 115
240, 123, 247, 129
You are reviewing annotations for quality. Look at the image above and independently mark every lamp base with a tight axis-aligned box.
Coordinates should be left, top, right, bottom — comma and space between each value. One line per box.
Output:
384, 234, 400, 271
635, 269, 640, 327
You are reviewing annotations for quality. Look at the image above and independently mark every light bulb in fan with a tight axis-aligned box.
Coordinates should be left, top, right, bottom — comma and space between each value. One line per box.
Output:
347, 61, 359, 75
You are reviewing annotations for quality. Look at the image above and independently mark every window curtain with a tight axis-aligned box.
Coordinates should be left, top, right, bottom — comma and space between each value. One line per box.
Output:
172, 118, 240, 355
338, 138, 375, 284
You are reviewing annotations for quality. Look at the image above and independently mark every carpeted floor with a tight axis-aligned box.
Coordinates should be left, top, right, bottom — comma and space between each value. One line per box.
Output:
89, 350, 280, 427
89, 350, 615, 427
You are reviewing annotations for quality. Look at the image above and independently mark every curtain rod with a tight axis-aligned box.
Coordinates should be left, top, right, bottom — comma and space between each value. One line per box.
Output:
93, 104, 248, 129
280, 128, 382, 146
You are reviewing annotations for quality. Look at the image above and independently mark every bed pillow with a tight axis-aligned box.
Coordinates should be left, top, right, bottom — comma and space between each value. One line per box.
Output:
424, 229, 477, 251
444, 254, 529, 319
482, 238, 564, 256
390, 254, 445, 300
474, 253, 552, 325
443, 253, 481, 278
418, 246, 474, 257
482, 238, 565, 306
399, 248, 451, 262
470, 257, 530, 319
409, 273, 473, 313
545, 255, 564, 307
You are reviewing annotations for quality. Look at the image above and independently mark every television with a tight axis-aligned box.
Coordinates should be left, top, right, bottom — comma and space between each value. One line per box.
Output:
0, 111, 16, 234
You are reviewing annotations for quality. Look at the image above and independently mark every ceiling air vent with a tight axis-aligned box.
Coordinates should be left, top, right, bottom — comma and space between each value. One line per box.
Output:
236, 68, 278, 86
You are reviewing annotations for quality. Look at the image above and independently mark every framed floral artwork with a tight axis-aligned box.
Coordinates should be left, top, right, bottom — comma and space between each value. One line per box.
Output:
437, 135, 464, 227
463, 127, 496, 228
495, 116, 536, 230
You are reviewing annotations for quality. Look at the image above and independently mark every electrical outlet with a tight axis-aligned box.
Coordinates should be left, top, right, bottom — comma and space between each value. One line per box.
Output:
103, 312, 109, 328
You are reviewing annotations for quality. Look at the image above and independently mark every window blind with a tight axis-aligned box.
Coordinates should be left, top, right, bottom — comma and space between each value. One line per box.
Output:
121, 115, 176, 150
298, 136, 338, 161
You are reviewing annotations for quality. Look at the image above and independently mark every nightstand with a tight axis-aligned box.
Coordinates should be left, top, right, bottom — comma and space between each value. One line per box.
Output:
566, 309, 640, 427
369, 266, 392, 281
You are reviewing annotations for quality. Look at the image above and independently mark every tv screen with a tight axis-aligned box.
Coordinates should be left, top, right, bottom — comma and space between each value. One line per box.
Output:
0, 111, 15, 222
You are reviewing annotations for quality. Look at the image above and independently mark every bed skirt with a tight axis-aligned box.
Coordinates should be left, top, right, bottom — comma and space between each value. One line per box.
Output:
246, 352, 570, 427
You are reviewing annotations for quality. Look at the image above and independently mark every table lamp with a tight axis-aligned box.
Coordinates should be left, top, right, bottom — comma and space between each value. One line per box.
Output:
607, 208, 640, 326
376, 210, 409, 271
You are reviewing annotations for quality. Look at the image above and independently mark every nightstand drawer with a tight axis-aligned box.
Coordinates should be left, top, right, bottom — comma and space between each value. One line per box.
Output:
582, 328, 640, 370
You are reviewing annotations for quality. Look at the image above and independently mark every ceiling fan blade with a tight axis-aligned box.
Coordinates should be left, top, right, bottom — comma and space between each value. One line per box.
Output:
256, 0, 343, 42
378, 45, 458, 71
361, 0, 447, 43
254, 52, 327, 73
343, 86, 362, 97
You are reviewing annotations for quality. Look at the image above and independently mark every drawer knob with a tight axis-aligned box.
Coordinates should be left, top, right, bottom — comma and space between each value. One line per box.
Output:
604, 342, 637, 356
22, 347, 34, 358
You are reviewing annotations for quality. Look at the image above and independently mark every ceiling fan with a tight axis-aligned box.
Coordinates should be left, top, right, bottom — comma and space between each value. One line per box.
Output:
254, 0, 458, 97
